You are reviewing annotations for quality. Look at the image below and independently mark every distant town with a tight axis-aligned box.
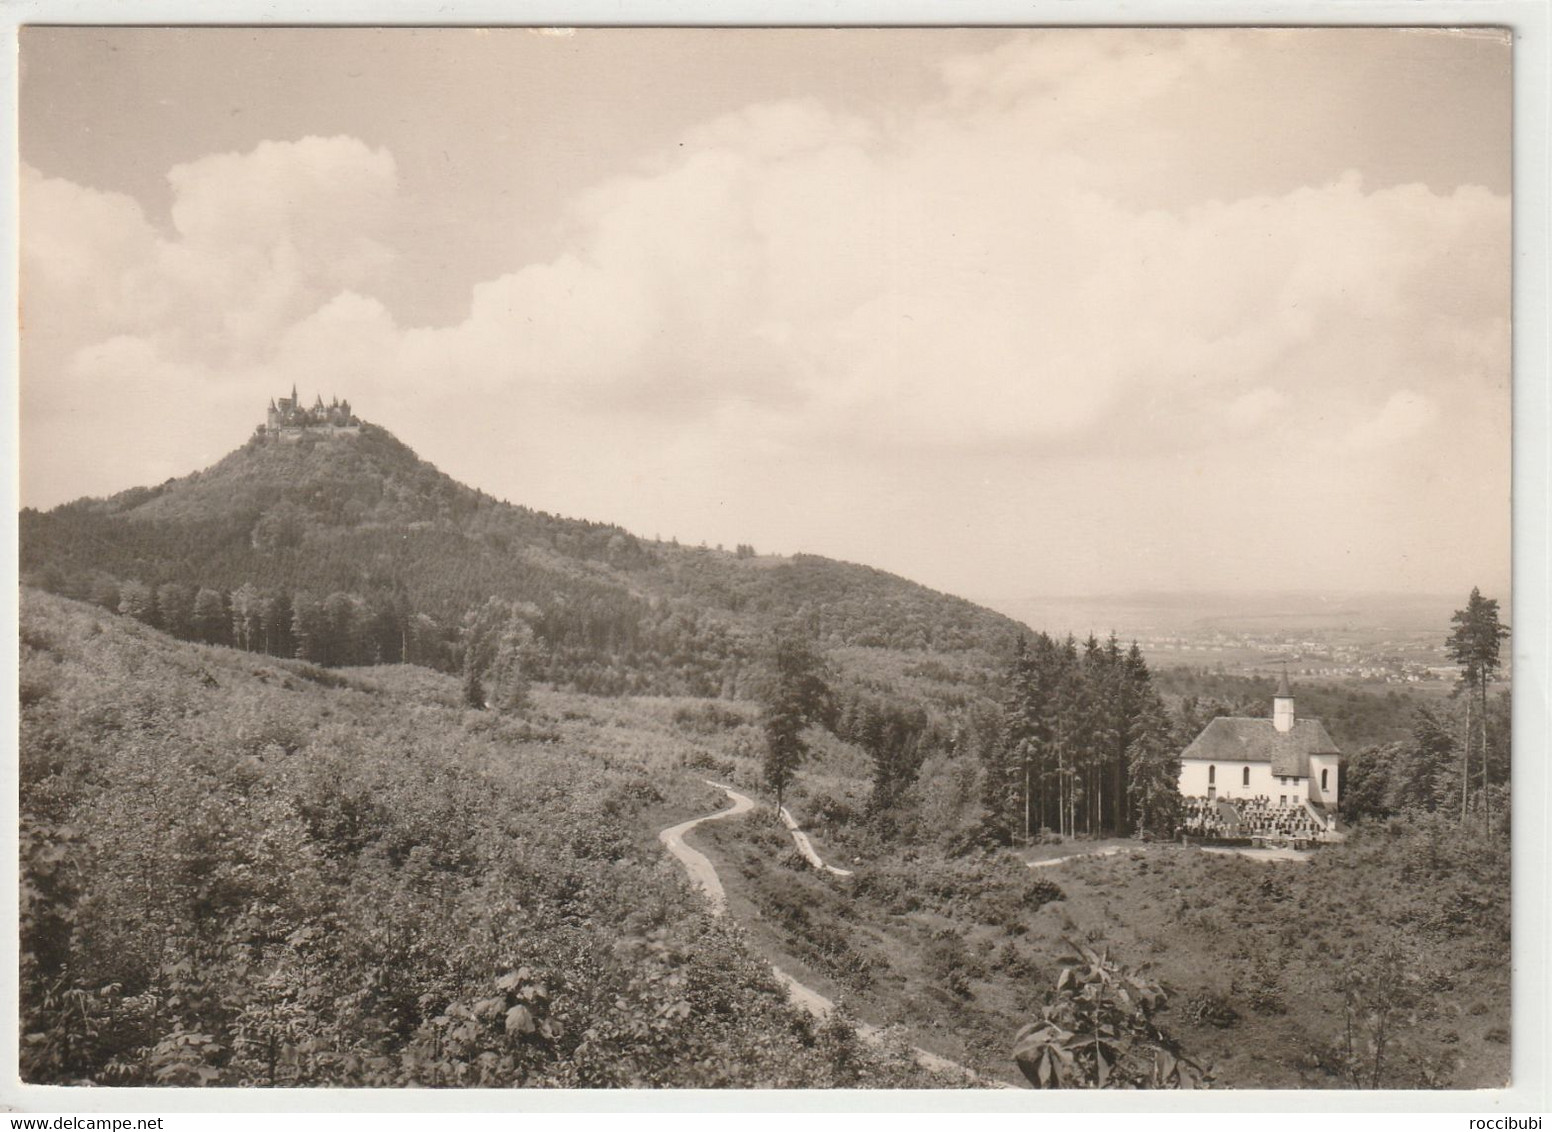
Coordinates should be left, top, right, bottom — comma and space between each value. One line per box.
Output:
1133, 627, 1475, 685
1008, 592, 1508, 688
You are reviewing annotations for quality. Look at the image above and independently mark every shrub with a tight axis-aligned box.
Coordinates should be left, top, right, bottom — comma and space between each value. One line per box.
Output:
1012, 939, 1210, 1089
1246, 983, 1287, 1017
683, 748, 736, 778
1023, 877, 1066, 909
925, 932, 979, 998
808, 792, 860, 829
671, 702, 750, 734
1183, 992, 1240, 1029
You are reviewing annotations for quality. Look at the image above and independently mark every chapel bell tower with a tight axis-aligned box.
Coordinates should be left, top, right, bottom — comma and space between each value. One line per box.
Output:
1273, 664, 1295, 733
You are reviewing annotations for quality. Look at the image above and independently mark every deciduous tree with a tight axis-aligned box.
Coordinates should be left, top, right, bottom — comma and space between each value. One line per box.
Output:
759, 632, 831, 813
192, 587, 228, 646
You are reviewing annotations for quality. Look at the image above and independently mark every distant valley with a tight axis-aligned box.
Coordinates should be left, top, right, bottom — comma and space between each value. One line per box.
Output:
1006, 591, 1480, 687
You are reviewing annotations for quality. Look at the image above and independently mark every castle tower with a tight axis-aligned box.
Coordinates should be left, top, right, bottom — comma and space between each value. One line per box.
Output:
1273, 663, 1295, 733
265, 386, 361, 436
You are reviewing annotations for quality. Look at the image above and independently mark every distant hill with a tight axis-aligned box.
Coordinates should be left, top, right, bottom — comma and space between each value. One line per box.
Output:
20, 419, 1025, 699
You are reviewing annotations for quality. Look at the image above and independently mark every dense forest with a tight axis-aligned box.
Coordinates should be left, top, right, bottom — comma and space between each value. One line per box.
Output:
20, 425, 1020, 701
23, 584, 1511, 1090
969, 634, 1177, 843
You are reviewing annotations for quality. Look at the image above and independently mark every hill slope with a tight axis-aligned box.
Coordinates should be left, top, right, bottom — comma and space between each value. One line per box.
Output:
18, 587, 967, 1087
21, 421, 1023, 700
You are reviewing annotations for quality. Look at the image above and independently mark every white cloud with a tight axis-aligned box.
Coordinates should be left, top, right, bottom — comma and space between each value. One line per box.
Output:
24, 136, 397, 366
1345, 391, 1441, 450
18, 33, 1511, 596
23, 58, 1507, 459
1223, 388, 1288, 429
167, 136, 396, 261
20, 165, 158, 346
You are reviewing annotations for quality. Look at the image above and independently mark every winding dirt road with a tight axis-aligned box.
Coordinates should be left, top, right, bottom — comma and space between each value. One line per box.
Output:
659, 780, 1012, 1088
779, 806, 854, 876
657, 781, 753, 914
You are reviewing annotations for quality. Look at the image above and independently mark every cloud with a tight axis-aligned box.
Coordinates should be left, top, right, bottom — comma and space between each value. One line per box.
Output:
315, 84, 1501, 469
24, 136, 396, 365
24, 48, 1508, 455
938, 28, 1240, 118
20, 165, 158, 349
19, 32, 1511, 600
168, 136, 396, 260
21, 136, 401, 502
1345, 391, 1441, 450
1223, 388, 1288, 430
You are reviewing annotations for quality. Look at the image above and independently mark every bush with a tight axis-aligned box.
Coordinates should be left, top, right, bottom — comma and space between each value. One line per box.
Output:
671, 702, 750, 734
1013, 939, 1210, 1089
682, 748, 736, 778
807, 792, 860, 829
1023, 877, 1065, 908
925, 931, 979, 998
1183, 992, 1240, 1029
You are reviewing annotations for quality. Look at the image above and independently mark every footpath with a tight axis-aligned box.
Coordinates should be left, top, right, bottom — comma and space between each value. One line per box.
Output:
658, 780, 1012, 1088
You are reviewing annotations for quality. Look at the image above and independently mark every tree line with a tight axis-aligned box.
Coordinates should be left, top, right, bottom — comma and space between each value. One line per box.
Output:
86, 575, 452, 668
976, 633, 1178, 842
752, 629, 1179, 845
1337, 588, 1511, 830
55, 570, 750, 703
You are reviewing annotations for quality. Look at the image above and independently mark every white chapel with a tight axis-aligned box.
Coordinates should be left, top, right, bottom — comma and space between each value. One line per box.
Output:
1177, 669, 1341, 839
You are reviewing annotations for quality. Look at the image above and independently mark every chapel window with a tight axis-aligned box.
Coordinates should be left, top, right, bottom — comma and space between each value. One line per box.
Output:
1242, 766, 1251, 787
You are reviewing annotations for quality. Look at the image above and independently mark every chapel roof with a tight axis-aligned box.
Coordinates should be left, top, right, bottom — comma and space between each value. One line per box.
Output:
1179, 716, 1341, 778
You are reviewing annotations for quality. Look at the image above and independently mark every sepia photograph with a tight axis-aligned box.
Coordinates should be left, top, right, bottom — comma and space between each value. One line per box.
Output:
10, 21, 1529, 1100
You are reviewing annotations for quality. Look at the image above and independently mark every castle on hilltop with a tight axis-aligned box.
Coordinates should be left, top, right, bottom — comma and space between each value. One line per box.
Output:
257, 386, 361, 439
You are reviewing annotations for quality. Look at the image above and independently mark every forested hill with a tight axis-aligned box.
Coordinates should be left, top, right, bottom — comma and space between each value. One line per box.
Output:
19, 422, 1024, 696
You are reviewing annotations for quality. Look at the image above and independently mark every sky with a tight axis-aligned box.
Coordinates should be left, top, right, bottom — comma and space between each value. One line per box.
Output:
17, 27, 1513, 615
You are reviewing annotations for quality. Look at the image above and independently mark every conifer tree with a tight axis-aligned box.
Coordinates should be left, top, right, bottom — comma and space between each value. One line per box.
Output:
264, 590, 294, 657
1448, 588, 1509, 831
1125, 682, 1179, 835
323, 592, 364, 666
462, 659, 486, 709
